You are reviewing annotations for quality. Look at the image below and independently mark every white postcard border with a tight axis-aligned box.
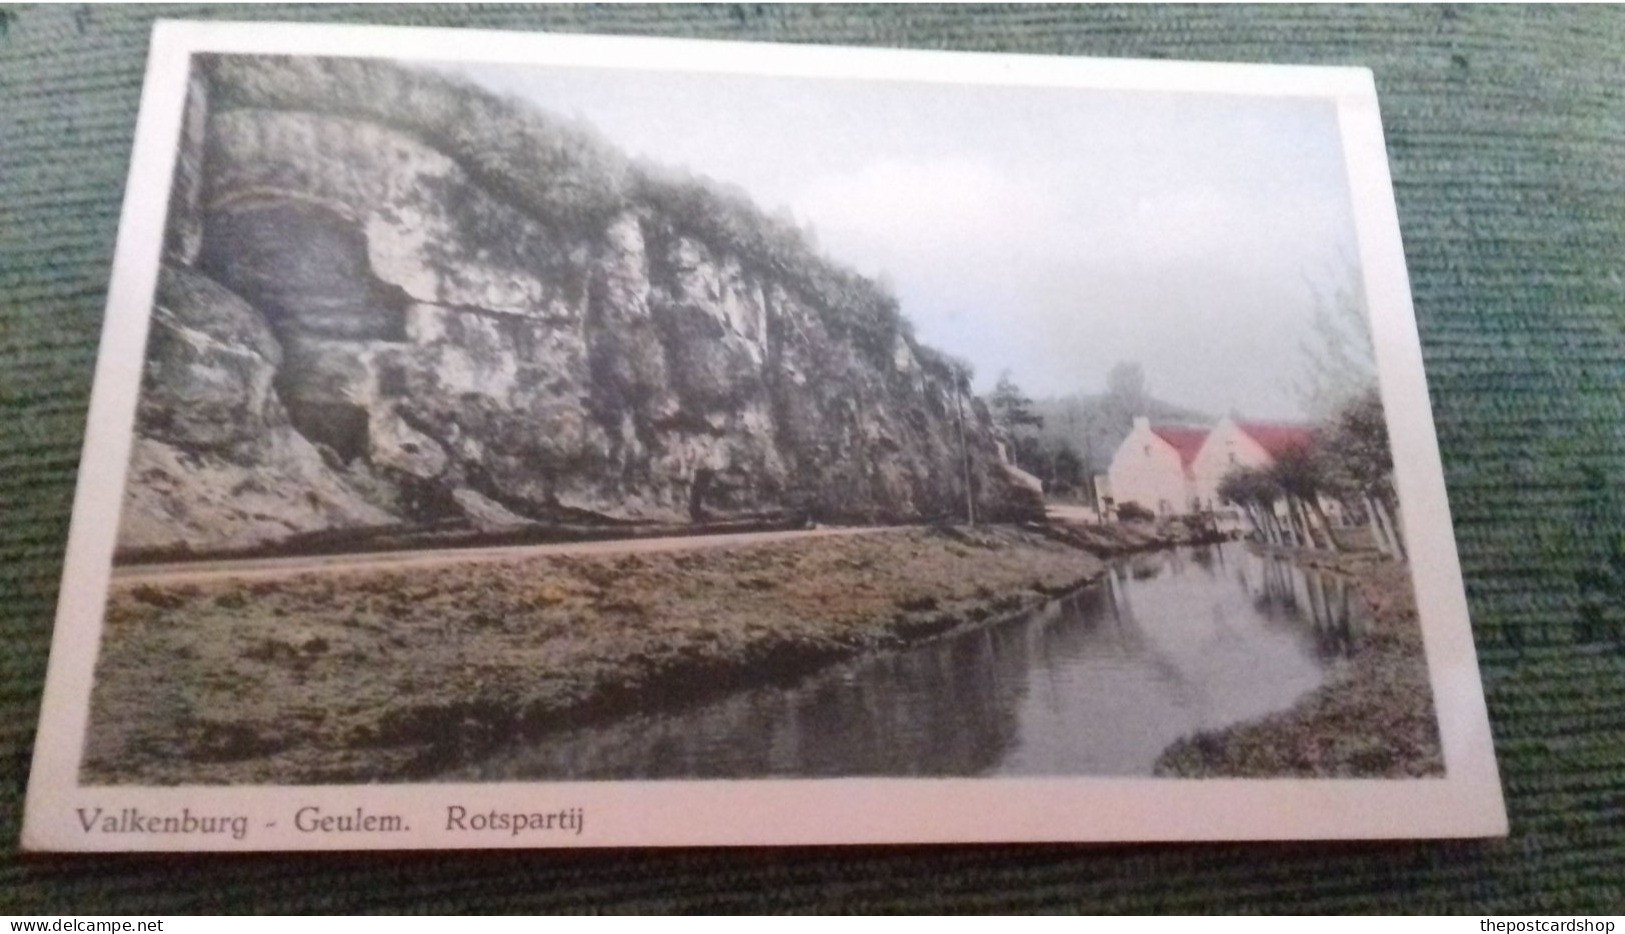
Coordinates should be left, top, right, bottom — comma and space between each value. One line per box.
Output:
23, 20, 1507, 851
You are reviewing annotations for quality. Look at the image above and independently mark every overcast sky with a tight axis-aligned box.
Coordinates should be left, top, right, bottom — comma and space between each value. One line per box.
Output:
435, 61, 1367, 421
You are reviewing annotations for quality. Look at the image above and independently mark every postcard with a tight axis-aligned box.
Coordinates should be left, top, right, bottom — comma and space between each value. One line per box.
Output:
22, 20, 1506, 850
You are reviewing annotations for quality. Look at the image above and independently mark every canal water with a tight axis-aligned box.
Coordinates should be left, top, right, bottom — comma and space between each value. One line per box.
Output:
461, 541, 1368, 780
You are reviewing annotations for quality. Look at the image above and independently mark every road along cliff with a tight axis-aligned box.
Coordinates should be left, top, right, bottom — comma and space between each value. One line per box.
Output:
119, 55, 1041, 559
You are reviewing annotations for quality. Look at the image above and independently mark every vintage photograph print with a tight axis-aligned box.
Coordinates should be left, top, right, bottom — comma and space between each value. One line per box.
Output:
25, 22, 1504, 850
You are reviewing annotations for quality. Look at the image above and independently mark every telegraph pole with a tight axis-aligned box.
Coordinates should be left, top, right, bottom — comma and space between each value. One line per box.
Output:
953, 374, 976, 527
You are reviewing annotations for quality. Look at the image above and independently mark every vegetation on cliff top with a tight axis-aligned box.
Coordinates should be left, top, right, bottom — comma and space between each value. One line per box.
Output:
204, 54, 929, 378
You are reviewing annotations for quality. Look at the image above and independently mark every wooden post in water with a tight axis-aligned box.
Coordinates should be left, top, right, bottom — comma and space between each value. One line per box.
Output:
1371, 493, 1397, 558
1373, 492, 1406, 561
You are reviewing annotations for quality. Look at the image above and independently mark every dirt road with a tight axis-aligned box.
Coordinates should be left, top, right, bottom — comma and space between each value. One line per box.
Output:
110, 525, 895, 586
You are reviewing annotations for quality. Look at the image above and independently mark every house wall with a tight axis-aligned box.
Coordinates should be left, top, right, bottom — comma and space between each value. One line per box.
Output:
1190, 416, 1274, 509
1192, 418, 1349, 532
1106, 418, 1192, 516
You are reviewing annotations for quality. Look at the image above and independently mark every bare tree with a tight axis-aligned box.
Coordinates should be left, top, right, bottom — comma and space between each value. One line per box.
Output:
1294, 264, 1377, 421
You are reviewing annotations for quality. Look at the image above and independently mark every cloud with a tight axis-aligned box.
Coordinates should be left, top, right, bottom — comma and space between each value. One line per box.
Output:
789, 158, 1066, 278
786, 155, 1354, 418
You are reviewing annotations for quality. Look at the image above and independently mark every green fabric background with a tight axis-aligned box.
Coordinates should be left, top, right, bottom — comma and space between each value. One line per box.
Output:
2, 3, 1621, 913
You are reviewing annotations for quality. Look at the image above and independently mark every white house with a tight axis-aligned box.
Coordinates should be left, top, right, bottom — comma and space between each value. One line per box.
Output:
1105, 417, 1209, 516
1106, 415, 1341, 526
1189, 417, 1317, 511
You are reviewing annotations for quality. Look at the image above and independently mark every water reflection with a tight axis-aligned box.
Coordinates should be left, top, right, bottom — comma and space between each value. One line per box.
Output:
1240, 551, 1368, 662
461, 541, 1367, 780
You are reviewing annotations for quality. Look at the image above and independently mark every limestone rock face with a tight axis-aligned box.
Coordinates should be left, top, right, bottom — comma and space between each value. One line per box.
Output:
451, 488, 537, 533
116, 434, 398, 556
117, 56, 1042, 556
136, 265, 283, 455
120, 266, 398, 555
163, 72, 209, 266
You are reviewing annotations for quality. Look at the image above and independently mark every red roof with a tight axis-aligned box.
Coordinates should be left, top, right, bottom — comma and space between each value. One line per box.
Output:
1235, 421, 1315, 459
1149, 426, 1209, 471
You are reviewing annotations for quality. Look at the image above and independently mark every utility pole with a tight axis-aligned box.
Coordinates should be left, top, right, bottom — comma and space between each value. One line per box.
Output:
1067, 404, 1079, 501
953, 374, 976, 527
1084, 435, 1095, 513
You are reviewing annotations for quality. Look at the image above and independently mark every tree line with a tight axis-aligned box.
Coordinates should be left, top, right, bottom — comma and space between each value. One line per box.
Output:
987, 372, 1090, 498
1217, 264, 1404, 558
1216, 387, 1406, 559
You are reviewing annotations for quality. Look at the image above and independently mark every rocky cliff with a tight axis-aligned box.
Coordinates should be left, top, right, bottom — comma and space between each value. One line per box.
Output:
118, 55, 1040, 557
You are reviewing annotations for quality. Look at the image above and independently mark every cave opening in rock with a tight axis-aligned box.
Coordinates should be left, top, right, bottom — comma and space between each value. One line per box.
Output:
396, 475, 461, 524
689, 468, 714, 523
200, 199, 410, 344
284, 399, 370, 464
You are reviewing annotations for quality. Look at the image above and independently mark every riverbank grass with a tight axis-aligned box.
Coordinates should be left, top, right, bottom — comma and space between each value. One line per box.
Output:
1154, 551, 1445, 778
85, 525, 1104, 785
